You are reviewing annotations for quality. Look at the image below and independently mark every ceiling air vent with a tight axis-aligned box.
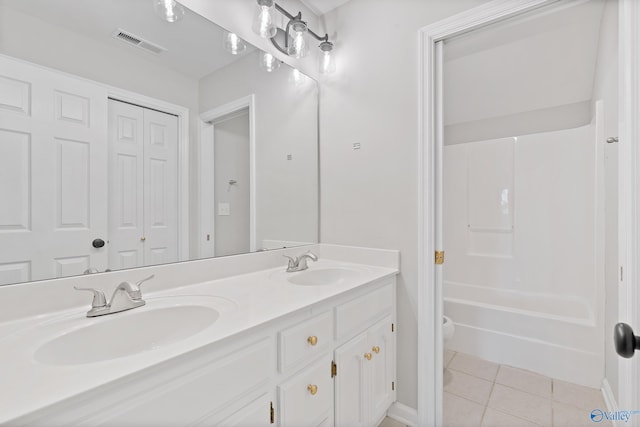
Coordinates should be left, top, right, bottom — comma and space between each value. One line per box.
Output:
112, 29, 167, 55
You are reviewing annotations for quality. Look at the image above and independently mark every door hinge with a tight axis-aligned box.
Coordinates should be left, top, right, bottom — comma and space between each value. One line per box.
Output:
392, 381, 395, 391
621, 266, 624, 281
391, 323, 395, 332
435, 251, 445, 265
331, 360, 338, 378
270, 401, 275, 424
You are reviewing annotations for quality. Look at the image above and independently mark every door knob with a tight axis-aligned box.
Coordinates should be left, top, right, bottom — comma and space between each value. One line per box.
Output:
614, 322, 640, 358
92, 238, 105, 248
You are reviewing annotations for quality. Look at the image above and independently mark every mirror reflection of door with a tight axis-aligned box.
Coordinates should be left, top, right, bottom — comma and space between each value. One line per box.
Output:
0, 56, 109, 285
212, 110, 250, 257
107, 99, 178, 270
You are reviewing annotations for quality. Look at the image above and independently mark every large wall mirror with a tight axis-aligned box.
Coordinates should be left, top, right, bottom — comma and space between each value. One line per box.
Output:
0, 0, 319, 286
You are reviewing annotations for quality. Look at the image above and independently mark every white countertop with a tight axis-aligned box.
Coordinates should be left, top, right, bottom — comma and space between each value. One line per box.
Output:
0, 259, 397, 423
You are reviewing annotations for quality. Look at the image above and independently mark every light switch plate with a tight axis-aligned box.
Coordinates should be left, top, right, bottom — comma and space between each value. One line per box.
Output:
218, 202, 230, 216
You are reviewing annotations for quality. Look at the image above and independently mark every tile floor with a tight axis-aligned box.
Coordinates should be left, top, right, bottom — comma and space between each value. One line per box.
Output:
443, 350, 611, 427
377, 350, 610, 427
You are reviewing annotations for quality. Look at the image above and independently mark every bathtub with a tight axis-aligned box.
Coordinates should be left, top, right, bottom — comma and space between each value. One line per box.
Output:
444, 281, 604, 387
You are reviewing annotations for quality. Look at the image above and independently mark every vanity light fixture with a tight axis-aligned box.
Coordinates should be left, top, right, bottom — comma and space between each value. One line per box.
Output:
251, 0, 336, 74
253, 0, 278, 38
153, 0, 185, 23
319, 41, 335, 74
259, 51, 281, 72
223, 32, 247, 55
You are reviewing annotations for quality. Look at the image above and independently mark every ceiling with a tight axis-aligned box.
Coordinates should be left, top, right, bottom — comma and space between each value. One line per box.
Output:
0, 0, 254, 80
443, 0, 606, 126
300, 0, 351, 15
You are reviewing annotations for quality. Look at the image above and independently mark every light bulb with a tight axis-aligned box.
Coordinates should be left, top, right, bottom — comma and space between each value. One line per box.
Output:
252, 0, 277, 38
319, 41, 336, 74
223, 32, 246, 55
287, 20, 309, 58
259, 52, 280, 72
153, 0, 185, 23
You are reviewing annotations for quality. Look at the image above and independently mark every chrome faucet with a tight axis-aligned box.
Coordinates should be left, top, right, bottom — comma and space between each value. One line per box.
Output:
284, 251, 318, 272
74, 275, 155, 317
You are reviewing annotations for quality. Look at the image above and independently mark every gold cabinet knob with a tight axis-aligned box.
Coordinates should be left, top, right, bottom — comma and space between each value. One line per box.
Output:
372, 346, 380, 354
307, 384, 318, 395
307, 335, 318, 346
364, 352, 372, 360
140, 236, 146, 242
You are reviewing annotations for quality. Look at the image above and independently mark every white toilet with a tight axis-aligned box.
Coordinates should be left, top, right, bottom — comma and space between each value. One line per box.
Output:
443, 315, 455, 345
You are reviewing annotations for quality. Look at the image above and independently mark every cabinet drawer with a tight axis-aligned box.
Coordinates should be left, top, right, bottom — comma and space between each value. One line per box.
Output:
335, 284, 393, 340
279, 311, 333, 372
278, 355, 333, 427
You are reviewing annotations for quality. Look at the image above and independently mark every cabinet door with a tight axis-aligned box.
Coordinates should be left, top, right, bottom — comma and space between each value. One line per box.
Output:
212, 393, 273, 427
368, 315, 395, 424
334, 331, 370, 427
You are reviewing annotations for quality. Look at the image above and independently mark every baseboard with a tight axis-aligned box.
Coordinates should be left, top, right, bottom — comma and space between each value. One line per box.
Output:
602, 378, 620, 427
387, 402, 417, 427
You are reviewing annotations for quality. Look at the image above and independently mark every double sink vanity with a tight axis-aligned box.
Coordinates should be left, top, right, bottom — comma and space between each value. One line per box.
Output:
0, 245, 399, 426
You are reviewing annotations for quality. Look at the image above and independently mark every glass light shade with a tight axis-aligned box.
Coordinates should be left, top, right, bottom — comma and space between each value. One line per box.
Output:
287, 21, 309, 58
223, 32, 246, 55
319, 44, 336, 74
259, 52, 280, 72
252, 0, 277, 38
153, 0, 185, 23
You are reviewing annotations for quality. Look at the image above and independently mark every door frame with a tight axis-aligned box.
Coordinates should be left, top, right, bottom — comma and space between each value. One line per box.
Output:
107, 87, 190, 263
198, 95, 257, 257
417, 0, 638, 425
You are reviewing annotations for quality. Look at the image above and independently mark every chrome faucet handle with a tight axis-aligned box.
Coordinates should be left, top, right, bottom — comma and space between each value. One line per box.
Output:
124, 274, 155, 300
301, 251, 318, 261
74, 286, 107, 308
135, 274, 155, 288
283, 254, 298, 268
297, 251, 318, 270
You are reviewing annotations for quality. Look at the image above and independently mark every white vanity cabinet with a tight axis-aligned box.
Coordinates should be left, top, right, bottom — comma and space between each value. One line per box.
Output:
13, 279, 396, 427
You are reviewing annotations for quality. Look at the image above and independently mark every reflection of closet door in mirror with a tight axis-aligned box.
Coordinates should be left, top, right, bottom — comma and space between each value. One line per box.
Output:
0, 56, 108, 285
107, 100, 178, 270
143, 109, 178, 267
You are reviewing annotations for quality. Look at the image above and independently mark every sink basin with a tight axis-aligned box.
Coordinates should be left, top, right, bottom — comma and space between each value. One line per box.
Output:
287, 267, 363, 286
35, 304, 219, 366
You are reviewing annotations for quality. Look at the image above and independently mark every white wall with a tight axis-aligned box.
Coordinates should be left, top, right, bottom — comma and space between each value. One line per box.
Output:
319, 0, 491, 409
592, 0, 619, 401
0, 5, 199, 112
199, 51, 319, 249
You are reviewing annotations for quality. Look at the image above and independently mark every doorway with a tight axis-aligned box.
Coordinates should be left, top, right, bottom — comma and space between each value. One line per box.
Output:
417, 0, 632, 425
199, 95, 256, 258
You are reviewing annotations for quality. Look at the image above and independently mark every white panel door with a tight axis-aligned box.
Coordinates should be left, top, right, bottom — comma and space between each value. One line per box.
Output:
143, 108, 178, 266
0, 56, 108, 284
107, 100, 178, 270
108, 100, 144, 270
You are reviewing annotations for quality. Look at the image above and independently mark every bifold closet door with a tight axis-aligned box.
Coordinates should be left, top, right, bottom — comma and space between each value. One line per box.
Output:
107, 99, 178, 270
108, 100, 145, 270
0, 55, 108, 284
142, 108, 178, 266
